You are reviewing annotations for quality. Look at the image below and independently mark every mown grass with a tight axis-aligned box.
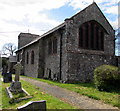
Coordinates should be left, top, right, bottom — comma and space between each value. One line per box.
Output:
24, 76, 120, 108
1, 76, 76, 109
0, 77, 2, 109
12, 92, 27, 99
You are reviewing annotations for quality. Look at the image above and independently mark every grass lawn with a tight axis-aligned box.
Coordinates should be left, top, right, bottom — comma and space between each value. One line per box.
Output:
1, 77, 76, 109
0, 77, 2, 109
24, 76, 120, 108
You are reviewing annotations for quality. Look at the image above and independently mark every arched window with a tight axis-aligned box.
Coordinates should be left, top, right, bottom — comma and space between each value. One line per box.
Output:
26, 52, 29, 64
31, 51, 34, 64
79, 20, 106, 51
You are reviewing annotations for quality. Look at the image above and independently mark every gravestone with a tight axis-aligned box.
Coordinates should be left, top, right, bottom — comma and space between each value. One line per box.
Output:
9, 62, 23, 93
3, 73, 12, 83
17, 100, 46, 111
2, 65, 12, 83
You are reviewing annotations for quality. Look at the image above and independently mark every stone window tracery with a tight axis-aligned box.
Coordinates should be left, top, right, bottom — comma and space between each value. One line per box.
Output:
79, 20, 105, 51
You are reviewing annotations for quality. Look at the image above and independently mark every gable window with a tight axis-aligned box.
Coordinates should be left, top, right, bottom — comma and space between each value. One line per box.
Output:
26, 52, 29, 64
31, 51, 34, 64
79, 20, 106, 51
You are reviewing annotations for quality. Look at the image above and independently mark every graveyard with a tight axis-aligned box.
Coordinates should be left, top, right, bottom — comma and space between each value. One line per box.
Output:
1, 74, 76, 110
1, 61, 77, 110
0, 1, 120, 110
1, 58, 120, 110
1, 73, 120, 110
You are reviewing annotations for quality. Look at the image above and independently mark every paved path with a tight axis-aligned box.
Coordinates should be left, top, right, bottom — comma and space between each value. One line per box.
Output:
21, 76, 119, 110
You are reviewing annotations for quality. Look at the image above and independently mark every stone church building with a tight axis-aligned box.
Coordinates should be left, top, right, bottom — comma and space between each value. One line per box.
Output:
16, 2, 119, 83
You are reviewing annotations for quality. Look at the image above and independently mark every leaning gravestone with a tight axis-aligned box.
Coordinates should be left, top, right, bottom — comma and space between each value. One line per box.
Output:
9, 62, 23, 93
17, 100, 46, 111
2, 65, 12, 83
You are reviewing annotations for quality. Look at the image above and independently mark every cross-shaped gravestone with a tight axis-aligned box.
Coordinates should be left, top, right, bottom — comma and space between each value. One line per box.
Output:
14, 62, 23, 81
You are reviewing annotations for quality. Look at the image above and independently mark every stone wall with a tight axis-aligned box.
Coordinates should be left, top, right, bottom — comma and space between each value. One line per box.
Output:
18, 33, 39, 49
67, 52, 116, 83
24, 42, 39, 78
60, 27, 68, 82
65, 3, 115, 56
43, 31, 61, 81
38, 39, 45, 78
64, 3, 115, 83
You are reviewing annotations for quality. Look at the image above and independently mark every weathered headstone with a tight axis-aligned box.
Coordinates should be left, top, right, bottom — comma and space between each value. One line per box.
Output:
9, 62, 23, 93
3, 73, 12, 83
17, 100, 46, 111
2, 65, 8, 74
2, 65, 12, 83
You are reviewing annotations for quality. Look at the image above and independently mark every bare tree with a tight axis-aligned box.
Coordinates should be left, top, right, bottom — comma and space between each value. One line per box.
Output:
2, 43, 17, 56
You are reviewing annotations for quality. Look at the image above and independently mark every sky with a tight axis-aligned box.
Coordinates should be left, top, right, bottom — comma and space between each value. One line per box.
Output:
0, 0, 119, 55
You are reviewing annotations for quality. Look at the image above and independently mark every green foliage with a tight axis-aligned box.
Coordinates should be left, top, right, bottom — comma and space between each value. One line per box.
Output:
94, 65, 120, 91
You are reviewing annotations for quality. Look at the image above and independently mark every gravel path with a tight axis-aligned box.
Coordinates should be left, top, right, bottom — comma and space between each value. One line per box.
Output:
21, 76, 119, 110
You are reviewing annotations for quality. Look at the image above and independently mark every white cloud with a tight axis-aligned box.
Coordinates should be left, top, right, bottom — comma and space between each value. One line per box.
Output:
0, 0, 119, 52
0, 0, 70, 51
109, 19, 118, 29
69, 0, 119, 14
100, 4, 118, 15
69, 0, 92, 10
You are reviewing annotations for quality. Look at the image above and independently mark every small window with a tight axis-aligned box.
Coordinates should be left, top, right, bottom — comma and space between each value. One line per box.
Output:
31, 51, 34, 64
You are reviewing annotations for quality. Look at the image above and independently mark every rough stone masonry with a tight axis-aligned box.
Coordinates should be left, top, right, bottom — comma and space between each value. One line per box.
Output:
16, 2, 119, 83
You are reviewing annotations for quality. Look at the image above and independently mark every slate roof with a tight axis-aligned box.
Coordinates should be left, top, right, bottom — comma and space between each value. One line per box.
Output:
18, 33, 39, 38
16, 23, 65, 52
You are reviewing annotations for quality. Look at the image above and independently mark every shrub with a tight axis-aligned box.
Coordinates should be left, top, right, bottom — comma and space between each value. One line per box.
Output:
94, 65, 120, 91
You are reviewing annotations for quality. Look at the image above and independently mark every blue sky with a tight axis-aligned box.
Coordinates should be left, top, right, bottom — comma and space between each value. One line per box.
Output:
47, 4, 79, 21
0, 0, 119, 55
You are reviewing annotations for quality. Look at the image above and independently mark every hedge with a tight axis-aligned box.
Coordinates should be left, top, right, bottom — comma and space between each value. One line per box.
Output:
94, 65, 120, 91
